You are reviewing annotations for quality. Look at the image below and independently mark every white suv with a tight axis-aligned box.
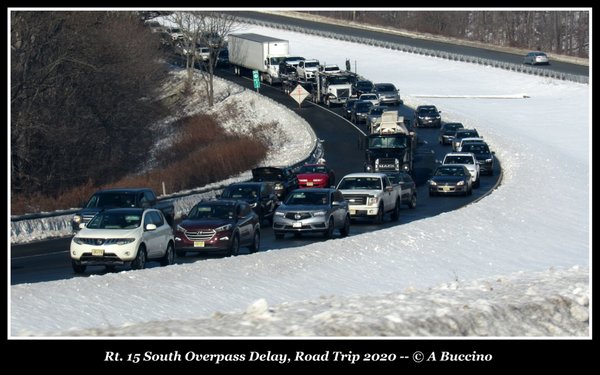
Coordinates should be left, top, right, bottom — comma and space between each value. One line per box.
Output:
70, 208, 175, 274
442, 152, 481, 188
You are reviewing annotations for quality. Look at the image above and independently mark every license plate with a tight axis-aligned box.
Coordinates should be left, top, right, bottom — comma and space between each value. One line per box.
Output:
443, 186, 450, 192
194, 241, 205, 247
306, 181, 313, 186
292, 222, 302, 228
92, 249, 104, 256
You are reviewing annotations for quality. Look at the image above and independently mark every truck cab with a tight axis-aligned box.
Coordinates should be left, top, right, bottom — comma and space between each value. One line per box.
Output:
365, 111, 416, 174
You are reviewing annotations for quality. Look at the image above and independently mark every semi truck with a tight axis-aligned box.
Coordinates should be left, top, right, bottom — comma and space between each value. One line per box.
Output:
228, 33, 289, 85
364, 111, 416, 174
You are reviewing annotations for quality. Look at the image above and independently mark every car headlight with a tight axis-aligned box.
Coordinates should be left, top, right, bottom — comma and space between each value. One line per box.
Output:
73, 237, 84, 245
215, 224, 232, 233
274, 211, 285, 217
365, 165, 373, 172
457, 181, 465, 186
176, 224, 187, 232
367, 197, 379, 205
72, 215, 82, 224
249, 202, 258, 208
105, 238, 135, 245
274, 183, 283, 190
313, 211, 326, 216
429, 180, 437, 186
486, 158, 493, 163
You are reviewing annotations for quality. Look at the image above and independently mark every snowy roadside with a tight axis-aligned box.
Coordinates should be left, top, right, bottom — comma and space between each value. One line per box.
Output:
36, 267, 589, 337
9, 68, 316, 244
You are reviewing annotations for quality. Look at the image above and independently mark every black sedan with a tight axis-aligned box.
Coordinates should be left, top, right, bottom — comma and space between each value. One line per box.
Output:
428, 164, 473, 197
219, 182, 278, 224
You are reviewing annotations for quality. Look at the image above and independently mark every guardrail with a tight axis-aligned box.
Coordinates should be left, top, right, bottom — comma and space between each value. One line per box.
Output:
237, 16, 589, 84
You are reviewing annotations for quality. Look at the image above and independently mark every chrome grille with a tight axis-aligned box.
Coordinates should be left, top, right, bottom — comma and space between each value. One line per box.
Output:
343, 195, 367, 205
285, 212, 312, 220
184, 230, 216, 241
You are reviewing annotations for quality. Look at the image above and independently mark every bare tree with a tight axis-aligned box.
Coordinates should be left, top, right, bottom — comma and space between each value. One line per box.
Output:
195, 12, 238, 107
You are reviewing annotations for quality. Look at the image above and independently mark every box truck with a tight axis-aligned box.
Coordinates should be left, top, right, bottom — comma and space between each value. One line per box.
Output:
228, 33, 289, 84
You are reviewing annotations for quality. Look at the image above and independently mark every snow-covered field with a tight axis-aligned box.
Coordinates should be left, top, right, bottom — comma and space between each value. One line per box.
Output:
9, 23, 590, 337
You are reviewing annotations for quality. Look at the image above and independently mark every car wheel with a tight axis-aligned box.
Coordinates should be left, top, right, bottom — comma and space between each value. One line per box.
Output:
274, 231, 284, 240
374, 205, 384, 224
340, 215, 350, 237
391, 200, 400, 221
72, 261, 86, 274
160, 242, 175, 266
409, 194, 417, 209
228, 234, 240, 256
323, 218, 334, 238
248, 230, 260, 253
131, 246, 147, 270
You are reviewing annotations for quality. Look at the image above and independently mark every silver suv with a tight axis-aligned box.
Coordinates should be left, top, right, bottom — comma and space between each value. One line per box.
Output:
373, 83, 402, 106
272, 188, 350, 239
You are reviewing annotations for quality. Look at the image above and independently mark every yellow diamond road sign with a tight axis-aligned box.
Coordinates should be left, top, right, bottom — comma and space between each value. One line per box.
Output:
289, 84, 310, 105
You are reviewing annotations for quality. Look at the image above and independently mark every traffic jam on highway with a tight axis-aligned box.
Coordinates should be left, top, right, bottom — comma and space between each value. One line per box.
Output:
67, 31, 498, 276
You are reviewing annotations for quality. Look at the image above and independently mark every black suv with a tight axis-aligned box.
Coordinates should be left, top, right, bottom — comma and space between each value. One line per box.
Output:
460, 142, 495, 176
251, 167, 299, 200
353, 80, 374, 97
415, 105, 442, 128
220, 182, 278, 224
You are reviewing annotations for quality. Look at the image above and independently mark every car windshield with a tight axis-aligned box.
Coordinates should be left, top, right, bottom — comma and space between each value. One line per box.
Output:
455, 131, 478, 138
355, 102, 372, 111
435, 167, 465, 177
221, 186, 259, 200
368, 136, 407, 149
87, 212, 141, 229
462, 144, 490, 154
188, 205, 234, 220
338, 177, 382, 190
376, 85, 395, 92
385, 174, 400, 184
369, 107, 385, 115
304, 61, 319, 68
298, 165, 328, 174
284, 191, 329, 205
418, 107, 437, 114
356, 81, 373, 90
327, 76, 351, 85
445, 156, 474, 164
85, 192, 137, 208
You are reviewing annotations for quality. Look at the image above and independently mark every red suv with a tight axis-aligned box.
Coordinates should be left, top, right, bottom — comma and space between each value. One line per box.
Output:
174, 200, 260, 257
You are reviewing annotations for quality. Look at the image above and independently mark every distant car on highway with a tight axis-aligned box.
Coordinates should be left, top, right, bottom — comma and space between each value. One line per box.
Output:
461, 142, 495, 176
523, 51, 550, 65
383, 171, 417, 209
70, 208, 175, 274
353, 80, 374, 97
219, 182, 278, 224
439, 122, 464, 145
252, 166, 299, 200
415, 105, 442, 128
372, 83, 402, 106
272, 188, 350, 239
296, 163, 336, 188
442, 152, 481, 188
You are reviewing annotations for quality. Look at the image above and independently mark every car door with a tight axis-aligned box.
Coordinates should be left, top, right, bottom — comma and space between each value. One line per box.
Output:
141, 210, 159, 257
236, 203, 254, 245
331, 190, 345, 227
261, 184, 276, 217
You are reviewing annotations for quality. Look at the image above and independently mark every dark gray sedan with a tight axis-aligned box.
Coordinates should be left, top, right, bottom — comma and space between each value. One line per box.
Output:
428, 164, 473, 197
273, 188, 350, 239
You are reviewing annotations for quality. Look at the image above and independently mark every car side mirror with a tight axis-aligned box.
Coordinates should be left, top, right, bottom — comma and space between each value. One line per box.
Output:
145, 223, 157, 231
181, 213, 188, 220
491, 151, 495, 155
386, 186, 393, 192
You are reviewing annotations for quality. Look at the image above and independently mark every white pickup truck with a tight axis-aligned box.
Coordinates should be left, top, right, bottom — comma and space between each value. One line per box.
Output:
336, 172, 401, 224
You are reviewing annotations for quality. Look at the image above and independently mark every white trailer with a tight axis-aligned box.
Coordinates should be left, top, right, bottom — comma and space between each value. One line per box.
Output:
228, 33, 289, 84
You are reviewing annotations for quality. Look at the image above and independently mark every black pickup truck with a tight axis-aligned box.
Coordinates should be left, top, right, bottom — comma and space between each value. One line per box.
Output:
71, 188, 175, 232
